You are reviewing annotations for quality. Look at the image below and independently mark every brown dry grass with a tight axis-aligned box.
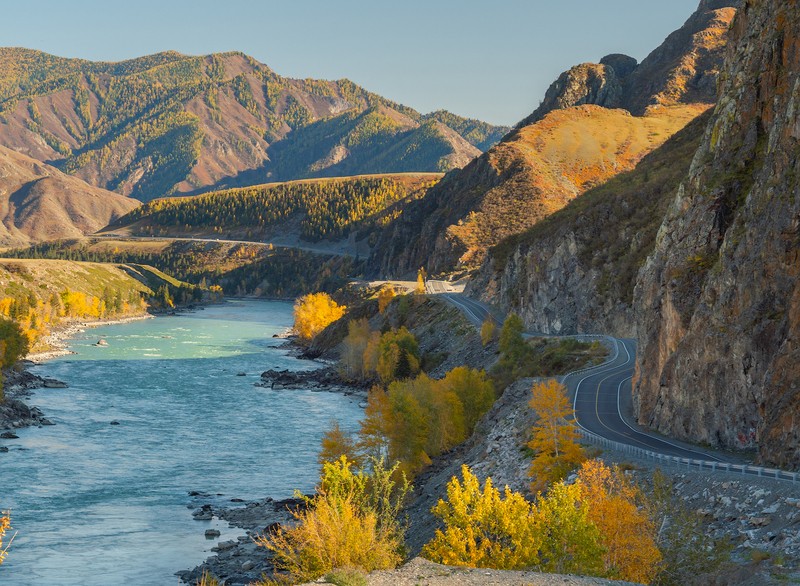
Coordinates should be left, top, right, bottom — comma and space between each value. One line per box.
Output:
446, 104, 708, 268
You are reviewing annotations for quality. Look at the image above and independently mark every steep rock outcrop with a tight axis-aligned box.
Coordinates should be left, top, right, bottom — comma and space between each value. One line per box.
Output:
633, 0, 800, 468
516, 56, 634, 128
623, 0, 738, 115
518, 1, 736, 125
468, 112, 709, 336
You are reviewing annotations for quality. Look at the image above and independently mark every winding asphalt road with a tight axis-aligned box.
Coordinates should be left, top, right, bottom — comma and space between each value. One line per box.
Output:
428, 282, 728, 463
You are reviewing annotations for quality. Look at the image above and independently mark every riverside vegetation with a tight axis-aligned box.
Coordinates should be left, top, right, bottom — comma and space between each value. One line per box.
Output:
245, 288, 722, 586
4, 239, 358, 299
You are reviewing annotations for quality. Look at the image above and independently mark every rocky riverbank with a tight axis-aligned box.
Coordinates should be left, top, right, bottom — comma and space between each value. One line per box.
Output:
0, 366, 59, 437
26, 313, 155, 362
256, 367, 369, 401
178, 495, 307, 585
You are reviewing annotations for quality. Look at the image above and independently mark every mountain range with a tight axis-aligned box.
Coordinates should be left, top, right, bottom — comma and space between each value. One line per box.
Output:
0, 48, 507, 201
5, 0, 800, 471
0, 144, 137, 246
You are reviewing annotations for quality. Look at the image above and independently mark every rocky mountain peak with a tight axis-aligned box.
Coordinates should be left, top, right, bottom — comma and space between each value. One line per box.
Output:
599, 53, 638, 78
518, 0, 737, 126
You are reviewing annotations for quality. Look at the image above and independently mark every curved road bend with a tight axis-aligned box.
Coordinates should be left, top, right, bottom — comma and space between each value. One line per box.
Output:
432, 285, 727, 463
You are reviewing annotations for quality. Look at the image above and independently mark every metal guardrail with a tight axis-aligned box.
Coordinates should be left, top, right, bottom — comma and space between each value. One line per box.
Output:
575, 413, 799, 484
557, 336, 800, 484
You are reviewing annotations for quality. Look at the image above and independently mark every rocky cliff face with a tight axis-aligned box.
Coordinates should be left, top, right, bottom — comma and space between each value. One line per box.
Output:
515, 55, 636, 128
468, 112, 708, 336
633, 0, 800, 468
518, 1, 736, 125
623, 0, 738, 115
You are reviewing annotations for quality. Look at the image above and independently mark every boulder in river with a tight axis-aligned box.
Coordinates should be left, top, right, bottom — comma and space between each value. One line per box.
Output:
42, 378, 68, 388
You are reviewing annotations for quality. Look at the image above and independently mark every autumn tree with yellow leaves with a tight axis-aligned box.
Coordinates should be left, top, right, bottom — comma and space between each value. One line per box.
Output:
527, 379, 586, 491
423, 465, 603, 574
353, 368, 494, 478
415, 267, 427, 294
318, 421, 361, 469
255, 457, 409, 584
292, 292, 346, 342
424, 461, 663, 583
377, 285, 395, 314
480, 317, 496, 346
576, 459, 661, 583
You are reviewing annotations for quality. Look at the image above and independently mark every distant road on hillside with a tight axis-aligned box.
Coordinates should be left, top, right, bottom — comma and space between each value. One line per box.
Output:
93, 233, 351, 257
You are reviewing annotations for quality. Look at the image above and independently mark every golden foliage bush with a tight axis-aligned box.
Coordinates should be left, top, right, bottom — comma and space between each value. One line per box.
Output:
576, 459, 661, 583
338, 319, 377, 381
480, 317, 496, 346
425, 461, 661, 582
256, 457, 408, 583
415, 268, 427, 295
423, 465, 542, 569
423, 466, 604, 574
527, 379, 586, 491
356, 368, 493, 478
375, 327, 420, 383
293, 292, 346, 342
319, 421, 361, 469
377, 285, 395, 314
534, 481, 605, 575
195, 570, 219, 586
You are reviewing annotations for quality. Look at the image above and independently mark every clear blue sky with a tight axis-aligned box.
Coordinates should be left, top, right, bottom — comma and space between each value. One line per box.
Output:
1, 0, 700, 125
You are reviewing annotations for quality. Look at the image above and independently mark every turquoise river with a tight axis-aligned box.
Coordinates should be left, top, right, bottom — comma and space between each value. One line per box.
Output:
1, 299, 364, 585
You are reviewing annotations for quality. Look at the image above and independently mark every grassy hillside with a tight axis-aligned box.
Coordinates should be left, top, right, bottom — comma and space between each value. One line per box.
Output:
105, 173, 440, 243
0, 49, 506, 200
0, 145, 139, 246
370, 103, 707, 277
0, 258, 208, 351
4, 239, 361, 299
489, 110, 711, 307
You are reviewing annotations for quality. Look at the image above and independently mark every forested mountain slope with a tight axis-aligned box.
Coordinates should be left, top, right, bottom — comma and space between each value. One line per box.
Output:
0, 49, 506, 201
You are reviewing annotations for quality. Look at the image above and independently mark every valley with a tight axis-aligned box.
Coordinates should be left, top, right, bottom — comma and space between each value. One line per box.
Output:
2, 0, 800, 584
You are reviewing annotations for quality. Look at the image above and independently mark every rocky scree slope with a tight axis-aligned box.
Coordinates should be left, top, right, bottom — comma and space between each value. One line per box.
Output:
367, 0, 735, 279
0, 49, 507, 201
633, 0, 800, 469
0, 144, 139, 246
